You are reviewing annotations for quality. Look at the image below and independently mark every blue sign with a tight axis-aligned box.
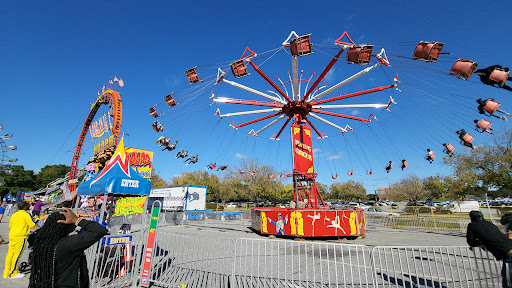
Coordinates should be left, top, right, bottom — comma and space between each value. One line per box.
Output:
106, 235, 132, 245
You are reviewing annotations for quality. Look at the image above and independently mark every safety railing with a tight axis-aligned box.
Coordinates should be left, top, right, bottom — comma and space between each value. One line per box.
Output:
85, 233, 143, 288
145, 231, 236, 288
366, 214, 471, 234
372, 246, 502, 288
233, 238, 374, 287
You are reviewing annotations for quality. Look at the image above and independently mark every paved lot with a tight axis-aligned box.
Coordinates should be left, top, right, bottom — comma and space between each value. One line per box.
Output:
0, 216, 469, 288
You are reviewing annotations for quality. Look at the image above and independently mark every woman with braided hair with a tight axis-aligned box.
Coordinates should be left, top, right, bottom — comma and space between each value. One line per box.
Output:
29, 208, 108, 288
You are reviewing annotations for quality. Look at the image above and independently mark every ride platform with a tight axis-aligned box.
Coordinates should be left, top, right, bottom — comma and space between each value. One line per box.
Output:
251, 207, 366, 238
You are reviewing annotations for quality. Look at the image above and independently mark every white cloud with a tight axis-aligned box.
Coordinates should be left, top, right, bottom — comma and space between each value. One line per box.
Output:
313, 148, 321, 154
235, 153, 247, 159
321, 37, 335, 45
351, 110, 361, 115
327, 153, 343, 160
324, 67, 336, 82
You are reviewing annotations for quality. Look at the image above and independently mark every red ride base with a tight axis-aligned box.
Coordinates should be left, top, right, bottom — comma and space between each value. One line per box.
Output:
251, 207, 367, 238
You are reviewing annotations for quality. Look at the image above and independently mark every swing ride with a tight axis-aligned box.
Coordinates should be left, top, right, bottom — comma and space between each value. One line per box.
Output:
143, 30, 511, 238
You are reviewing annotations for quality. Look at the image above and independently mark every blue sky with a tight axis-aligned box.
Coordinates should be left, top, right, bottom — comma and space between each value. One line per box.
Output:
2, 1, 511, 194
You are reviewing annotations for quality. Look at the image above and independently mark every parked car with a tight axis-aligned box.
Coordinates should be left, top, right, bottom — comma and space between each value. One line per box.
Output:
439, 201, 480, 213
365, 207, 400, 217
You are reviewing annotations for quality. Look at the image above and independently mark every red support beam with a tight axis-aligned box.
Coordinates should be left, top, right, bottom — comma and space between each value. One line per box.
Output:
304, 117, 323, 138
310, 109, 371, 122
310, 84, 395, 106
274, 116, 292, 140
249, 62, 293, 103
216, 97, 283, 108
302, 48, 345, 102
234, 111, 284, 129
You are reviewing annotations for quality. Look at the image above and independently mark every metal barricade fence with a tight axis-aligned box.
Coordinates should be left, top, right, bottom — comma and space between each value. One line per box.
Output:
234, 238, 374, 288
372, 246, 502, 288
146, 231, 236, 288
85, 233, 143, 288
366, 214, 471, 234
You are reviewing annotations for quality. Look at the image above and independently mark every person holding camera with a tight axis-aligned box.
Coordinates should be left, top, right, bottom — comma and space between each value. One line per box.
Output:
28, 207, 108, 288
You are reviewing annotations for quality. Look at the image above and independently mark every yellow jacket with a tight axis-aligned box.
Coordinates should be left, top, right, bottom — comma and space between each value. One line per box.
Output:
9, 210, 35, 240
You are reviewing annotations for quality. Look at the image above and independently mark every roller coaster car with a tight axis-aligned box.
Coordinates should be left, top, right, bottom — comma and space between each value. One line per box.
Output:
185, 67, 201, 84
230, 59, 249, 78
450, 59, 478, 80
149, 106, 159, 118
165, 93, 177, 107
347, 45, 373, 65
489, 68, 510, 87
475, 119, 492, 132
290, 34, 313, 56
152, 121, 164, 132
413, 41, 444, 62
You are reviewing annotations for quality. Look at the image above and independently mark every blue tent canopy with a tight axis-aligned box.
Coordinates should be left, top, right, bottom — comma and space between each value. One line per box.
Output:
77, 168, 151, 196
77, 138, 151, 196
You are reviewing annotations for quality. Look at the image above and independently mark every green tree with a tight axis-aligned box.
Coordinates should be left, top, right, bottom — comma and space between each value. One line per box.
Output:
223, 159, 283, 205
172, 170, 230, 203
329, 180, 366, 202
37, 164, 70, 188
0, 165, 38, 197
387, 175, 425, 203
150, 170, 168, 188
443, 130, 512, 197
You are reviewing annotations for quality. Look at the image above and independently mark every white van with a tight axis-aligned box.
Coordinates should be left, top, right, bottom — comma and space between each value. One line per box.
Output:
441, 201, 480, 213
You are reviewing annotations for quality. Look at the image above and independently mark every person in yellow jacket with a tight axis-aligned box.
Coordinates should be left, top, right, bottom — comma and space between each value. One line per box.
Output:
3, 201, 36, 279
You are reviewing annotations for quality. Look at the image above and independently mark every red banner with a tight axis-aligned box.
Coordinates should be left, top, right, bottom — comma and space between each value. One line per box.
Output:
291, 124, 314, 174
140, 206, 160, 287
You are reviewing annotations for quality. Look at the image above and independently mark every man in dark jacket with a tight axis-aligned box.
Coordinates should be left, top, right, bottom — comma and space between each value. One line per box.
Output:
466, 210, 512, 288
29, 208, 108, 288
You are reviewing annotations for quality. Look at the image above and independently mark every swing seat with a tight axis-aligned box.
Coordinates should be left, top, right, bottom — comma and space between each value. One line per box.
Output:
332, 175, 337, 179
230, 59, 249, 78
290, 34, 313, 56
477, 119, 491, 131
446, 143, 455, 152
347, 45, 373, 65
165, 94, 177, 107
413, 41, 444, 62
152, 121, 163, 132
489, 68, 510, 87
450, 59, 478, 80
249, 171, 256, 176
185, 67, 201, 84
269, 174, 275, 179
484, 100, 500, 114
462, 133, 474, 143
149, 107, 159, 118
402, 160, 408, 168
426, 152, 435, 160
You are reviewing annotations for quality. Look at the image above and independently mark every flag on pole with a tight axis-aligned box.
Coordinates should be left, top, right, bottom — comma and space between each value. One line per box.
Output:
118, 78, 124, 87
114, 76, 119, 82
102, 85, 105, 93
109, 80, 113, 85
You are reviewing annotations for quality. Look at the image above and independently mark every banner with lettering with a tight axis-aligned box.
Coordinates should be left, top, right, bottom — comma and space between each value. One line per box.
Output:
125, 147, 153, 180
114, 196, 146, 215
140, 206, 160, 287
291, 124, 314, 174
